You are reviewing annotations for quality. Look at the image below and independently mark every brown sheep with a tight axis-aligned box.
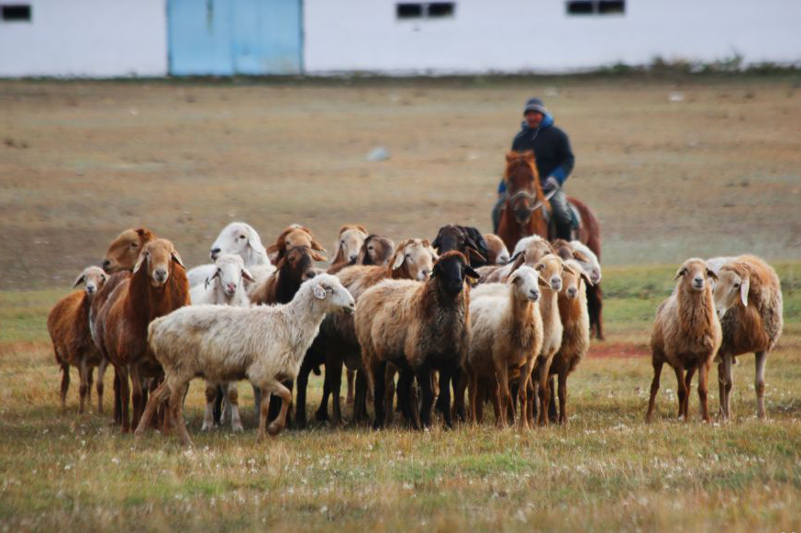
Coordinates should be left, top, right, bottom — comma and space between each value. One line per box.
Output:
102, 238, 190, 433
548, 259, 592, 424
265, 225, 327, 264
327, 224, 369, 274
478, 235, 555, 284
712, 255, 783, 420
356, 251, 479, 429
47, 267, 108, 413
483, 234, 511, 265
646, 258, 722, 423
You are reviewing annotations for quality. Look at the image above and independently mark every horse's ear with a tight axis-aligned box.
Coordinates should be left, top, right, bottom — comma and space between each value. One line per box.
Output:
505, 151, 517, 163
522, 150, 535, 162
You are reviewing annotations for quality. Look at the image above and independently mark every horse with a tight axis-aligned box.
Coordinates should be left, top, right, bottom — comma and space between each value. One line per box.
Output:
497, 150, 604, 340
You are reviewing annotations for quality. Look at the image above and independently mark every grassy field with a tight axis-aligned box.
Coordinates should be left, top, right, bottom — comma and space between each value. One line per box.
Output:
1, 264, 800, 533
2, 75, 801, 532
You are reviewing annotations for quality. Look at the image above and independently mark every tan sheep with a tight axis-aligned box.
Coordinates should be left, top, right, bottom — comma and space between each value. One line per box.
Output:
711, 255, 783, 420
646, 258, 722, 423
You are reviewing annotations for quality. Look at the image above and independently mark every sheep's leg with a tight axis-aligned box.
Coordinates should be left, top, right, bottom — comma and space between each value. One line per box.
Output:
414, 365, 434, 429
118, 366, 131, 433
129, 364, 145, 431
453, 367, 469, 424
134, 380, 170, 438
294, 357, 314, 429
256, 390, 271, 441
113, 369, 122, 425
60, 363, 70, 412
535, 363, 550, 427
78, 360, 89, 414
264, 381, 292, 437
329, 360, 345, 426
547, 376, 558, 423
346, 369, 356, 406
252, 384, 262, 421
645, 359, 663, 423
684, 366, 696, 421
526, 374, 536, 427
495, 363, 511, 428
396, 367, 416, 429
517, 362, 534, 429
755, 351, 768, 420
698, 362, 711, 423
383, 364, 397, 427
227, 383, 243, 432
438, 365, 454, 429
169, 380, 193, 447
315, 377, 331, 422
674, 366, 687, 422
202, 383, 217, 431
353, 370, 369, 425
477, 378, 489, 424
372, 360, 388, 429
557, 371, 569, 425
212, 385, 224, 426
96, 358, 108, 414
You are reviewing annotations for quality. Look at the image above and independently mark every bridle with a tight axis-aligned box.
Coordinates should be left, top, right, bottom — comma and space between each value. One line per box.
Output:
506, 188, 556, 215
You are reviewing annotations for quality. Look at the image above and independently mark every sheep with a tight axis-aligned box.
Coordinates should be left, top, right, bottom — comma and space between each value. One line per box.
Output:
326, 224, 368, 274
356, 251, 479, 429
548, 258, 592, 424
102, 238, 190, 433
710, 255, 783, 421
463, 266, 545, 428
47, 267, 109, 413
355, 234, 395, 267
135, 274, 356, 446
483, 234, 511, 265
92, 227, 157, 421
646, 258, 722, 423
294, 238, 435, 427
186, 222, 273, 288
568, 240, 604, 341
478, 235, 554, 283
188, 253, 254, 432
265, 224, 327, 264
526, 254, 566, 427
432, 225, 490, 267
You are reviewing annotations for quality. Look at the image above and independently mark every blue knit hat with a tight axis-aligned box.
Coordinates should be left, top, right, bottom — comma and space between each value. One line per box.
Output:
523, 98, 547, 115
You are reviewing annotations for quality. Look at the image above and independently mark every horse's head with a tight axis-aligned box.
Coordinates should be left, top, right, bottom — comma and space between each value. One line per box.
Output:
504, 151, 547, 225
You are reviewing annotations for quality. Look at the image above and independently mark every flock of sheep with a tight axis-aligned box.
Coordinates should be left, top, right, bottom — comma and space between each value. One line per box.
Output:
47, 221, 783, 447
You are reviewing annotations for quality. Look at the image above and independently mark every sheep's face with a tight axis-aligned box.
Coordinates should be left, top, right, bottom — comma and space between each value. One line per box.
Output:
432, 252, 480, 296
522, 241, 555, 269
360, 235, 395, 266
310, 275, 356, 315
103, 228, 153, 273
432, 225, 489, 267
210, 223, 252, 261
209, 255, 254, 298
336, 227, 368, 264
134, 239, 185, 288
280, 246, 317, 283
73, 266, 107, 297
535, 255, 564, 292
393, 240, 435, 281
674, 258, 717, 294
508, 265, 541, 303
560, 261, 591, 301
272, 228, 327, 264
713, 267, 749, 318
485, 235, 510, 265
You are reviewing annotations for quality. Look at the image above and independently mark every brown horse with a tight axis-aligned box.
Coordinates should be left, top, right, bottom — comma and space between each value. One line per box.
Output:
497, 151, 550, 252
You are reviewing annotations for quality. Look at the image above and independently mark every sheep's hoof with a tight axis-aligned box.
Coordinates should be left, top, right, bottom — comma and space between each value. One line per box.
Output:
232, 423, 244, 433
201, 423, 213, 432
267, 422, 282, 436
315, 409, 329, 422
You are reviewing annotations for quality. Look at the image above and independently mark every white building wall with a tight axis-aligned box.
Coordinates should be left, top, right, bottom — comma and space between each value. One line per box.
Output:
0, 0, 167, 77
304, 0, 801, 74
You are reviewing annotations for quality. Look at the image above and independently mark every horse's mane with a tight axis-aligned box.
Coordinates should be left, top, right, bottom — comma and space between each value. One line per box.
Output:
504, 151, 545, 202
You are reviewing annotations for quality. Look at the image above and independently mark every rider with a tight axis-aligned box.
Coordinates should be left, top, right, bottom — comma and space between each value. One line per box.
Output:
492, 98, 575, 240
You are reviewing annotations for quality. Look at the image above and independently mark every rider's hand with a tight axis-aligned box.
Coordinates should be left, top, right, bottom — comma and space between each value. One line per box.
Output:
543, 176, 560, 192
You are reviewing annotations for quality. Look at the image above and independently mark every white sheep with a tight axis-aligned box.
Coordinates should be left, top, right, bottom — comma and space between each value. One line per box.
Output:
135, 274, 355, 446
186, 222, 273, 288
464, 266, 545, 428
188, 253, 254, 432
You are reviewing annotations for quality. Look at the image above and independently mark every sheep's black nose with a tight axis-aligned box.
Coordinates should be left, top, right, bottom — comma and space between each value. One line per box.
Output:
210, 247, 221, 260
102, 259, 111, 271
154, 269, 168, 283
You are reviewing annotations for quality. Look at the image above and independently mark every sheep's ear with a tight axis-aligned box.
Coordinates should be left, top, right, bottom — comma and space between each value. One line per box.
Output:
392, 250, 406, 270
706, 268, 718, 281
311, 250, 327, 262
740, 277, 750, 307
563, 265, 578, 278
313, 284, 327, 300
205, 270, 219, 290
242, 268, 255, 283
265, 243, 280, 255
580, 270, 593, 287
465, 245, 486, 264
133, 252, 147, 273
356, 225, 368, 234
538, 276, 550, 288
465, 265, 481, 280
674, 267, 687, 280
72, 274, 86, 288
311, 239, 327, 253
246, 226, 267, 257
171, 251, 186, 269
431, 234, 441, 251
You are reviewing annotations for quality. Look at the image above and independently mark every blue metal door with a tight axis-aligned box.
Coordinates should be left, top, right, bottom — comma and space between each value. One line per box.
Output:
168, 0, 302, 76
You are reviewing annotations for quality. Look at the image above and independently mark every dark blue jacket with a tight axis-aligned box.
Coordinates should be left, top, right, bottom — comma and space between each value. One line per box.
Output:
499, 113, 575, 193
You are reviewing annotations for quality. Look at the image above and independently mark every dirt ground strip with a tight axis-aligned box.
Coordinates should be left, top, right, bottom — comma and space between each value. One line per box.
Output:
1, 76, 800, 290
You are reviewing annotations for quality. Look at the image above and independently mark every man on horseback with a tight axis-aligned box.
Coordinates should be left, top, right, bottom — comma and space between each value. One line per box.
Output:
492, 98, 575, 240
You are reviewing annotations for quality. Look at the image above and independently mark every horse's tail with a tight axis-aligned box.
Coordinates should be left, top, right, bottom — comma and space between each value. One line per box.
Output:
567, 196, 601, 261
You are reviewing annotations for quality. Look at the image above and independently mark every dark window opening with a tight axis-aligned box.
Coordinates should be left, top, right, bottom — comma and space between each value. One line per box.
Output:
566, 1, 593, 15
2, 4, 31, 21
598, 0, 625, 14
397, 3, 423, 19
428, 2, 455, 17
566, 0, 625, 16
